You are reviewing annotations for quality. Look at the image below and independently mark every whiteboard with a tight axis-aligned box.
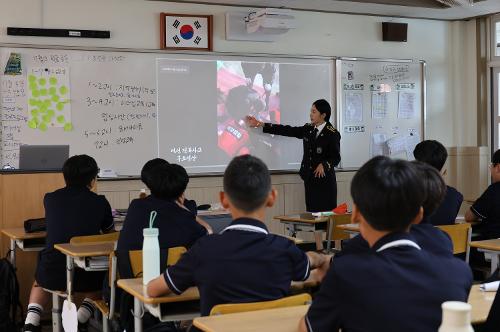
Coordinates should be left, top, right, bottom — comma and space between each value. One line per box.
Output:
0, 46, 333, 175
336, 58, 424, 168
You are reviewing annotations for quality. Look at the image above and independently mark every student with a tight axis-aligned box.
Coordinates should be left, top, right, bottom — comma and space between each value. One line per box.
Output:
413, 140, 463, 225
300, 156, 472, 332
140, 158, 197, 214
147, 155, 327, 316
23, 155, 114, 332
465, 149, 500, 239
117, 162, 211, 252
337, 161, 453, 259
246, 99, 341, 212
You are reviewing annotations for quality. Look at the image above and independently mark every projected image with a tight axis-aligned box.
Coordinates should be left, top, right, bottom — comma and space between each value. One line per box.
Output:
216, 61, 280, 156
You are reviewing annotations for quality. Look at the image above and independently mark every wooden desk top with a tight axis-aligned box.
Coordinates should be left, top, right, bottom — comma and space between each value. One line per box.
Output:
1, 227, 46, 240
337, 223, 360, 232
197, 209, 230, 216
469, 284, 495, 324
54, 242, 115, 257
117, 278, 200, 304
193, 305, 308, 332
470, 239, 500, 251
274, 214, 329, 224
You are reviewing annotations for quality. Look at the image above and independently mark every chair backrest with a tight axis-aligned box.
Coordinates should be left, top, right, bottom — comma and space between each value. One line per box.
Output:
209, 293, 312, 316
70, 232, 119, 244
128, 246, 187, 276
436, 223, 471, 259
329, 213, 352, 241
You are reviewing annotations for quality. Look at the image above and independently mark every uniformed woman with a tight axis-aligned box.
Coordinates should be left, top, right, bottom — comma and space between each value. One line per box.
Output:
246, 99, 341, 212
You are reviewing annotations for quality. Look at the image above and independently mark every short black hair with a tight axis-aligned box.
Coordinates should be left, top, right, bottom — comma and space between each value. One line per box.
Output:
223, 155, 271, 213
141, 158, 169, 189
412, 161, 446, 217
149, 163, 189, 200
313, 99, 331, 122
351, 156, 425, 232
413, 140, 448, 171
492, 149, 500, 165
63, 155, 99, 187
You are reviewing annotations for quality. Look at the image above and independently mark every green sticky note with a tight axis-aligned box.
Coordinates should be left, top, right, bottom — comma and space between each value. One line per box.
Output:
64, 122, 73, 131
29, 82, 38, 91
31, 109, 39, 116
44, 99, 51, 107
28, 75, 36, 83
47, 109, 55, 117
38, 78, 46, 86
39, 104, 47, 112
40, 88, 47, 96
39, 122, 48, 132
32, 90, 40, 97
56, 102, 64, 111
59, 86, 68, 95
57, 115, 65, 124
33, 117, 39, 125
49, 87, 57, 95
51, 95, 60, 102
27, 119, 37, 129
42, 114, 51, 123
49, 77, 57, 85
29, 99, 37, 106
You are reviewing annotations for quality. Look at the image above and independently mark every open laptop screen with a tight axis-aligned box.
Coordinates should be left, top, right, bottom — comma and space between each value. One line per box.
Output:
19, 145, 69, 170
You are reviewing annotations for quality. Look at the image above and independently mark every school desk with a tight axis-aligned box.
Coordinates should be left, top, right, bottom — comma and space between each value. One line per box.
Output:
1, 227, 46, 267
192, 284, 493, 332
470, 239, 500, 275
117, 278, 201, 332
274, 214, 332, 251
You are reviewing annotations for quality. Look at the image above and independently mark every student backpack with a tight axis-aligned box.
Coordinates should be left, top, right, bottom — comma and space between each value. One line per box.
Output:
0, 255, 23, 331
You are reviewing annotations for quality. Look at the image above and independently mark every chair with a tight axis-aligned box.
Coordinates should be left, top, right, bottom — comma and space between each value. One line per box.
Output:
436, 223, 472, 262
327, 213, 352, 251
93, 246, 187, 332
209, 293, 312, 316
45, 232, 120, 331
70, 232, 119, 244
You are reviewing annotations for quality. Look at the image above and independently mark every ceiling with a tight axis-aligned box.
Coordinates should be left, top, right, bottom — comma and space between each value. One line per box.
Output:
153, 0, 500, 20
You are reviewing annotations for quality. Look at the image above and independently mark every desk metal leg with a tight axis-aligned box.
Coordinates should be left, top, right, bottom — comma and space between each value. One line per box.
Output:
9, 239, 16, 267
66, 256, 74, 302
491, 254, 499, 276
134, 298, 143, 332
52, 293, 62, 332
313, 231, 324, 251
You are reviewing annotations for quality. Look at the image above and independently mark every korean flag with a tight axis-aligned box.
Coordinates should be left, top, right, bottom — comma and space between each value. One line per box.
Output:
166, 16, 209, 48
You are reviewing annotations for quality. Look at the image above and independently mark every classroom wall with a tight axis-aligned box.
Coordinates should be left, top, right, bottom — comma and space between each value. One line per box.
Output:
0, 0, 480, 147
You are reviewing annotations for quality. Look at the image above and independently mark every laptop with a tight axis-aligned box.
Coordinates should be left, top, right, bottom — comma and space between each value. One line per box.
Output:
19, 145, 69, 170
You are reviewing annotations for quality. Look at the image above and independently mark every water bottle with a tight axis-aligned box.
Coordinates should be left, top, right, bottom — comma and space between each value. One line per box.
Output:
142, 227, 160, 285
438, 301, 474, 332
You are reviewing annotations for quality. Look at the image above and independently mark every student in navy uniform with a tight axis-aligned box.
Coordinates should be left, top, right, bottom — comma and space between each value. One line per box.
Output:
414, 140, 463, 225
246, 99, 341, 212
333, 161, 453, 264
140, 158, 197, 214
23, 155, 114, 332
147, 155, 328, 316
465, 149, 500, 240
300, 156, 472, 332
117, 162, 211, 252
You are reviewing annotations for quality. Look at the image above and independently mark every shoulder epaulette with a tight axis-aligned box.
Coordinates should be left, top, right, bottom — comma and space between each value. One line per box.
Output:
326, 125, 337, 133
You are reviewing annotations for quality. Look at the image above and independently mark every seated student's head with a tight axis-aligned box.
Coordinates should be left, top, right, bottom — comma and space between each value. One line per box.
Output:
221, 155, 276, 215
141, 158, 169, 189
412, 161, 447, 218
413, 140, 448, 172
491, 149, 500, 183
148, 163, 189, 201
351, 156, 425, 245
63, 155, 99, 188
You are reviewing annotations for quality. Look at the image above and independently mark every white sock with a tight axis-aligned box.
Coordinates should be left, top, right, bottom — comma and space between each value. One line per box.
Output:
25, 303, 43, 326
77, 298, 95, 324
